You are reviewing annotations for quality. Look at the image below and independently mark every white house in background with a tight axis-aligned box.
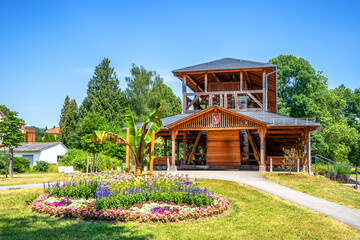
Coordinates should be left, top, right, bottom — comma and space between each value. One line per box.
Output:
13, 142, 68, 165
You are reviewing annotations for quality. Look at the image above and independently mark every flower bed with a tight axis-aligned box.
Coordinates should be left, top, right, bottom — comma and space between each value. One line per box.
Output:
31, 172, 230, 222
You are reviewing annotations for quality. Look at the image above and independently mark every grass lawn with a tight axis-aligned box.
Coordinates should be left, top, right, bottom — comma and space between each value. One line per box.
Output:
261, 172, 360, 210
0, 179, 359, 240
0, 173, 63, 187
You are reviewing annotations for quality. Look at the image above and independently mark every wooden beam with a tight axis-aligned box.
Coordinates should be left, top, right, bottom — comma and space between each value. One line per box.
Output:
186, 74, 204, 92
182, 75, 187, 113
183, 133, 187, 164
240, 72, 243, 91
171, 130, 178, 169
204, 73, 208, 92
187, 131, 202, 165
164, 137, 167, 156
220, 94, 224, 107
212, 73, 220, 82
247, 92, 263, 108
186, 90, 263, 96
246, 130, 259, 162
186, 95, 200, 110
209, 94, 213, 107
224, 93, 227, 109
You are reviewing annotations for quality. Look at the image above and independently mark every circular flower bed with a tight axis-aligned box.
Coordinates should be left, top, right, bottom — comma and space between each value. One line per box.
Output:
31, 172, 230, 223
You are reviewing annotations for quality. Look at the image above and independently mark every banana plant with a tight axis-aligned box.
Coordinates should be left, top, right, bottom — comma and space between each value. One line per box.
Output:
90, 103, 163, 172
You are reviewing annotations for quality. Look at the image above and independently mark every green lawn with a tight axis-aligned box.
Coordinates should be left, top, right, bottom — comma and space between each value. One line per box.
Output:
261, 172, 360, 210
0, 179, 359, 240
0, 173, 63, 187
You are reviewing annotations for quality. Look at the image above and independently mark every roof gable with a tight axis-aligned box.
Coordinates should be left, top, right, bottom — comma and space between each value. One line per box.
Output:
168, 106, 266, 130
172, 58, 276, 73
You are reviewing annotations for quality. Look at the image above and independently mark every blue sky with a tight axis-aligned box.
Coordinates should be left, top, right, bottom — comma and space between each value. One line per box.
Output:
1, 0, 359, 128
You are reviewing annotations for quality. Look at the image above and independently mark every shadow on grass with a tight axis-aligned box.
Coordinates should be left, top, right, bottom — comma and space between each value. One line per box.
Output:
0, 213, 153, 240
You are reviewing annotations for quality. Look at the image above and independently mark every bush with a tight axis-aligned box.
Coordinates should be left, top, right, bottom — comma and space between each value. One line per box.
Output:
0, 156, 30, 174
59, 149, 123, 172
313, 163, 351, 178
34, 161, 50, 172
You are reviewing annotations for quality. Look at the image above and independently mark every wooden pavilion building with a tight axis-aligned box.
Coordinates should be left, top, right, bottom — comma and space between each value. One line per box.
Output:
153, 58, 320, 171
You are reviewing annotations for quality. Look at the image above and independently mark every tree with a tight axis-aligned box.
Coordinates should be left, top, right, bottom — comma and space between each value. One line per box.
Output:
125, 64, 181, 121
59, 96, 79, 147
91, 103, 163, 174
269, 55, 328, 117
0, 105, 25, 178
79, 58, 126, 122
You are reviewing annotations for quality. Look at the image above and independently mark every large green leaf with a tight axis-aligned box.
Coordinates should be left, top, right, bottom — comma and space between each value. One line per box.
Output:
124, 108, 137, 147
149, 103, 163, 126
90, 131, 108, 142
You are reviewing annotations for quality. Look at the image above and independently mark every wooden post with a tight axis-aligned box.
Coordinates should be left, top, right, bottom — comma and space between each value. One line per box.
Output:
220, 94, 224, 107
240, 71, 243, 91
259, 128, 266, 172
150, 130, 155, 179
176, 140, 180, 163
170, 130, 177, 171
262, 70, 266, 111
126, 128, 130, 176
224, 93, 227, 109
183, 133, 187, 165
164, 137, 167, 156
205, 73, 208, 92
183, 75, 187, 113
234, 94, 239, 111
209, 94, 213, 107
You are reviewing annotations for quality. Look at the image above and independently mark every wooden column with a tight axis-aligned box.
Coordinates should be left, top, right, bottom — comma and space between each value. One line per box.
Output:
164, 137, 167, 156
183, 75, 187, 113
224, 93, 227, 109
205, 73, 208, 92
125, 128, 130, 175
262, 70, 266, 111
176, 141, 180, 163
259, 128, 266, 172
150, 130, 155, 179
170, 130, 177, 171
303, 128, 309, 172
234, 94, 239, 111
220, 94, 224, 107
183, 132, 187, 165
209, 94, 213, 107
240, 71, 243, 91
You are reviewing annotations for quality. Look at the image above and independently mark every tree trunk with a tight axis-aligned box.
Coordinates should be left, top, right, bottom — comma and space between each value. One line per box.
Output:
9, 148, 13, 178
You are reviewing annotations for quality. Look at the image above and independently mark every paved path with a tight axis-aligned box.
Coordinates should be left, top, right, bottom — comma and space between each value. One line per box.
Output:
0, 183, 47, 191
179, 170, 360, 231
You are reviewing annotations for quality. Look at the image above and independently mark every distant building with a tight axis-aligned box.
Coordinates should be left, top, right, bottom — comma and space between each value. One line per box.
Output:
13, 142, 68, 165
46, 127, 60, 136
13, 128, 68, 165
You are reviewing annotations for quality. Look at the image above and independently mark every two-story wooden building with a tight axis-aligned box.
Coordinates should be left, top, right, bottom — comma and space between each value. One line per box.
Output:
153, 58, 320, 171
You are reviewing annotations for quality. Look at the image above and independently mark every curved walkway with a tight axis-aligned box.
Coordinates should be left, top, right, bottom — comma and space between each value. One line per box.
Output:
179, 170, 360, 231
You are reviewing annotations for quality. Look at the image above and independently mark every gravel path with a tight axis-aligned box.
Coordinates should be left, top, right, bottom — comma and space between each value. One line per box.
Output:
0, 183, 48, 190
179, 170, 360, 231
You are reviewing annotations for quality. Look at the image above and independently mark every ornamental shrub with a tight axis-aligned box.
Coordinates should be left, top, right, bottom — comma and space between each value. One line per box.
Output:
34, 161, 50, 172
0, 156, 30, 174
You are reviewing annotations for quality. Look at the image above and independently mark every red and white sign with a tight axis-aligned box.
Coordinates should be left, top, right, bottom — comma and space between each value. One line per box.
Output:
212, 113, 220, 125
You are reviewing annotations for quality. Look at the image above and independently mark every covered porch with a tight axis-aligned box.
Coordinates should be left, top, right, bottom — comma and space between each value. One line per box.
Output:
153, 106, 319, 171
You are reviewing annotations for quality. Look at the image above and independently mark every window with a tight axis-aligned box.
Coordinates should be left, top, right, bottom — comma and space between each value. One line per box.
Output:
22, 155, 34, 165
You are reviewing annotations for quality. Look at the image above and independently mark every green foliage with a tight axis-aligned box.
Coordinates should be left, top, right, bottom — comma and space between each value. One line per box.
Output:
59, 149, 123, 172
43, 133, 56, 142
125, 64, 181, 122
0, 156, 30, 174
79, 58, 126, 122
26, 126, 47, 139
0, 105, 25, 148
270, 55, 360, 166
34, 161, 50, 172
59, 96, 79, 147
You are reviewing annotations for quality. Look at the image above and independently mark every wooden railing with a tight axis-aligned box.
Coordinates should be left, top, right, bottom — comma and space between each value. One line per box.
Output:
185, 90, 264, 112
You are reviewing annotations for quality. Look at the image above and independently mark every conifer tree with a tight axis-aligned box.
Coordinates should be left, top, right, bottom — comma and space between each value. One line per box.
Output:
80, 58, 125, 122
59, 96, 78, 146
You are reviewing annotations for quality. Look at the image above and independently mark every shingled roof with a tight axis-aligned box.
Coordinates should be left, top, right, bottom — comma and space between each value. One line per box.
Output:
172, 58, 276, 73
14, 142, 67, 152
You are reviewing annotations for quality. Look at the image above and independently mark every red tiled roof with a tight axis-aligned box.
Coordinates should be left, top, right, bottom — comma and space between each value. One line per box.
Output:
46, 127, 60, 134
